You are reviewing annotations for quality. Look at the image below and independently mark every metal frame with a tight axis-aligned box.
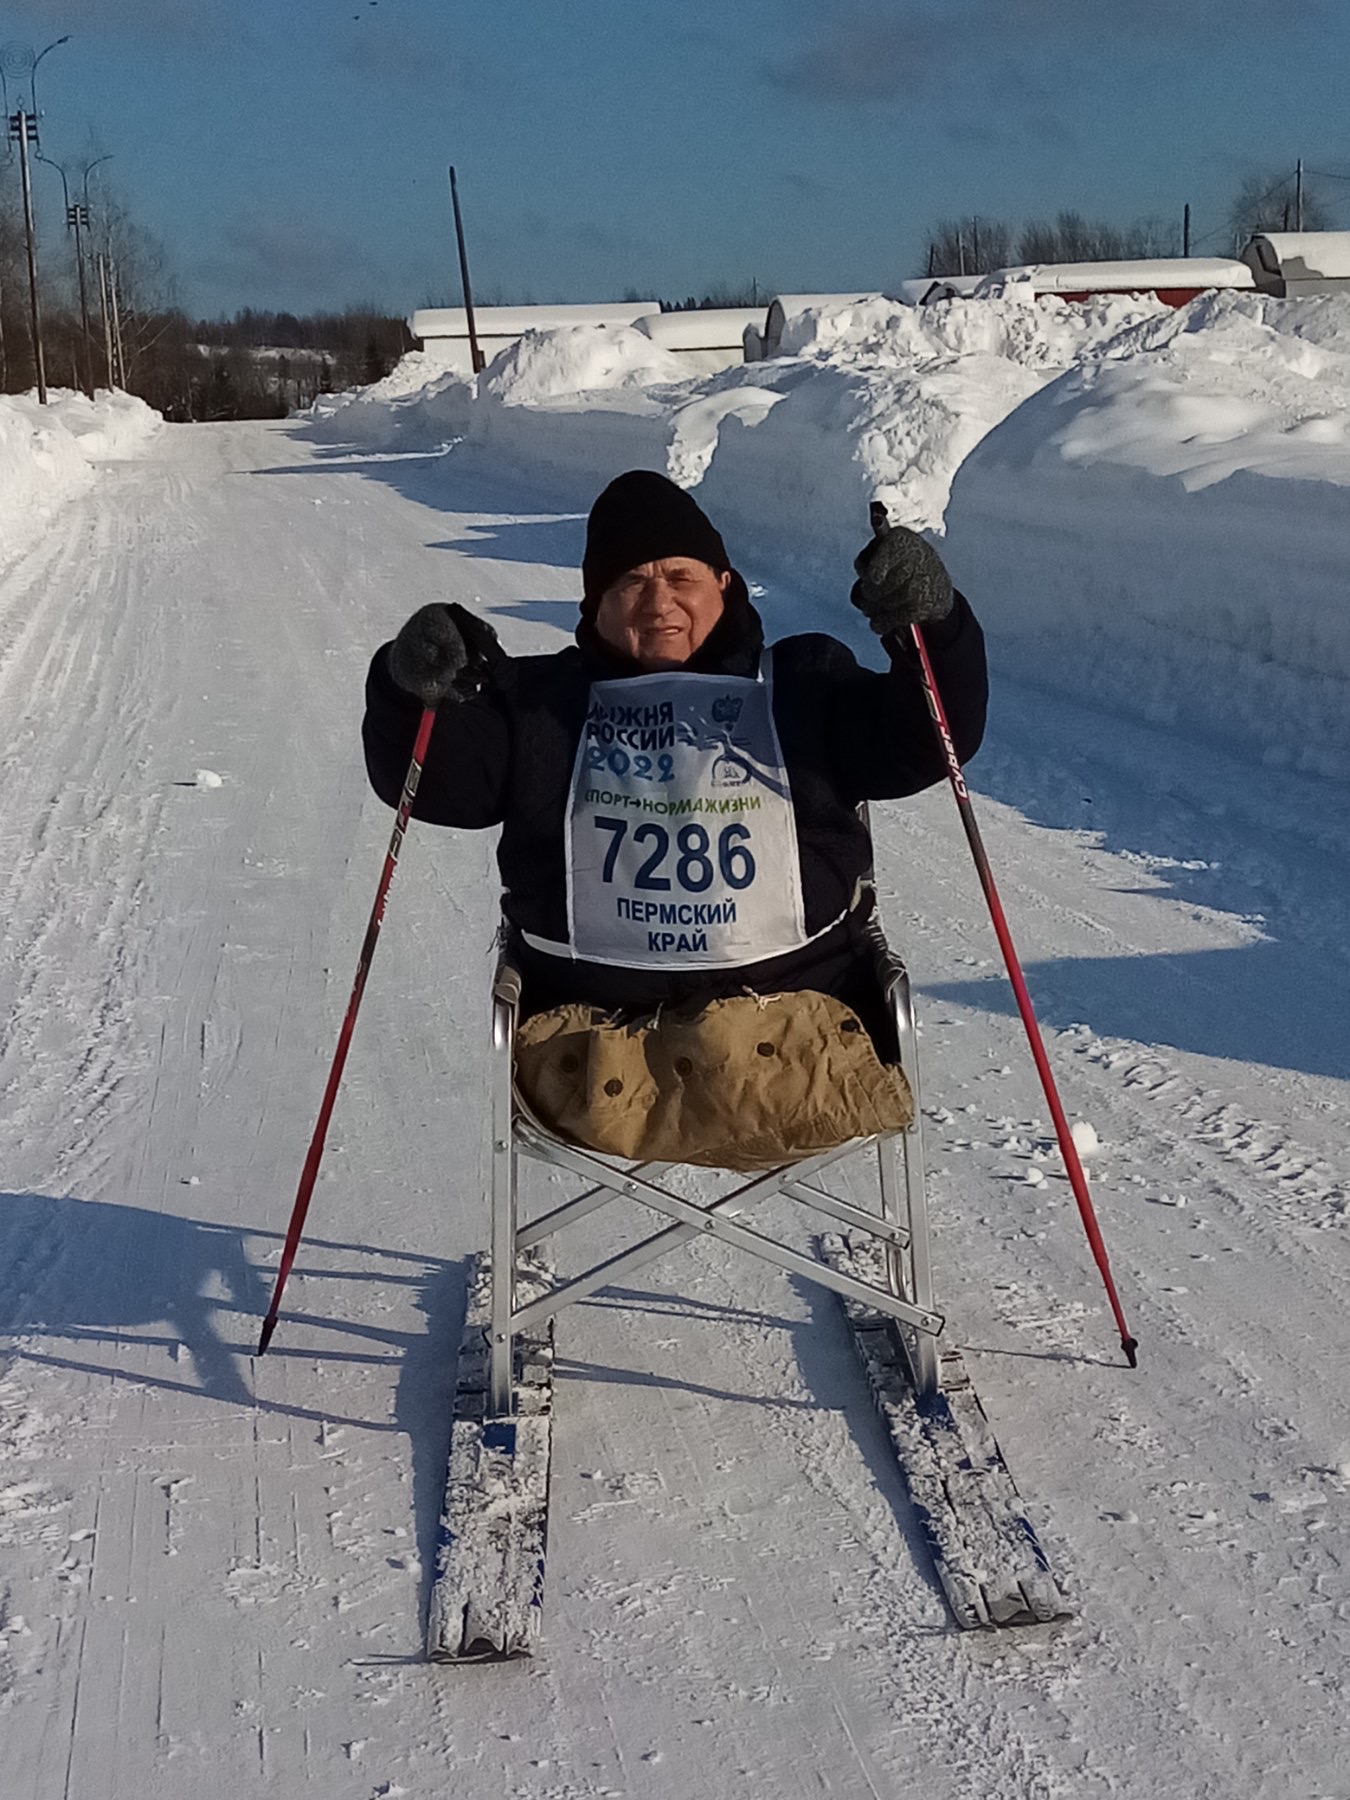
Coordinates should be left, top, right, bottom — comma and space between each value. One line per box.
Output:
485, 919, 942, 1415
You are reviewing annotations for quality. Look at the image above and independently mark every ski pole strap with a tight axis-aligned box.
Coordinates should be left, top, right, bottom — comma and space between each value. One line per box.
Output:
908, 621, 1139, 1368
257, 704, 438, 1356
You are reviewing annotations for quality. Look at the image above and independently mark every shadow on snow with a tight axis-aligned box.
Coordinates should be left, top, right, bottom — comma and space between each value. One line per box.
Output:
0, 1192, 472, 1607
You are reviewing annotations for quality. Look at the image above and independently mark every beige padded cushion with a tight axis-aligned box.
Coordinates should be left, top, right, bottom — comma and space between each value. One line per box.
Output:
515, 989, 912, 1171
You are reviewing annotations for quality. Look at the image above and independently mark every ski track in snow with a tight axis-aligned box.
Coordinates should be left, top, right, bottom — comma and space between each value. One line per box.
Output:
0, 421, 1346, 1800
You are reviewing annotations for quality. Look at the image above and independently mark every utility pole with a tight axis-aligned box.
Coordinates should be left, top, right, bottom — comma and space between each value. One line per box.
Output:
97, 252, 115, 388
10, 105, 47, 402
37, 155, 96, 397
1296, 159, 1304, 232
69, 195, 93, 395
1183, 203, 1191, 256
448, 165, 484, 374
108, 258, 126, 387
1, 37, 71, 404
79, 157, 112, 392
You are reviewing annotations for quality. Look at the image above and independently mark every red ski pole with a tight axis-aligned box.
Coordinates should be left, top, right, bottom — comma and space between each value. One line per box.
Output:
871, 503, 1138, 1368
257, 705, 437, 1356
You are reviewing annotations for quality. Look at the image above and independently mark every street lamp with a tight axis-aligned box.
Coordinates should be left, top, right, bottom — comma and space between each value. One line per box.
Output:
83, 157, 114, 391
1, 36, 70, 404
36, 152, 109, 399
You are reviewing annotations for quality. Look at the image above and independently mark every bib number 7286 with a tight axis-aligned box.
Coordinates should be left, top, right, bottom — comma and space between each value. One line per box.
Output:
593, 816, 756, 894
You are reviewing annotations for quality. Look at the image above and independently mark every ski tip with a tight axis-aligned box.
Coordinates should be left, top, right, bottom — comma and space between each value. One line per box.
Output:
1122, 1335, 1139, 1370
257, 1316, 277, 1358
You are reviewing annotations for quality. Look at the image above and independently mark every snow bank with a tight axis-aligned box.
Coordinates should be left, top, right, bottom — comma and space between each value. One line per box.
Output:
301, 289, 1350, 780
305, 350, 476, 448
0, 389, 161, 565
944, 292, 1350, 779
701, 291, 1171, 569
480, 322, 690, 402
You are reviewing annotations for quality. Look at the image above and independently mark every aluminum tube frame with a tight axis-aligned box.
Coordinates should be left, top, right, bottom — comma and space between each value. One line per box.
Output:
485, 938, 941, 1413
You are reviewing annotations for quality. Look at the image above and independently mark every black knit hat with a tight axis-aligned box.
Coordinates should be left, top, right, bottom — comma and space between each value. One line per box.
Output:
581, 470, 731, 614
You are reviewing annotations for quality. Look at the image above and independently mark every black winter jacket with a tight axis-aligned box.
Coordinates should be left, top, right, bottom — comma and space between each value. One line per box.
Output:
363, 581, 987, 1012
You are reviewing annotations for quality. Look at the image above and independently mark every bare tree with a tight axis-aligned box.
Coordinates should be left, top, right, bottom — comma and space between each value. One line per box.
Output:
87, 185, 181, 386
1014, 210, 1179, 265
924, 215, 1013, 277
1227, 168, 1332, 249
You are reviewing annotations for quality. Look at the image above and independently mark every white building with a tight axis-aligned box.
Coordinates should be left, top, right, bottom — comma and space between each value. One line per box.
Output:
1242, 232, 1350, 298
977, 258, 1255, 304
760, 294, 875, 359
631, 307, 767, 375
407, 303, 660, 373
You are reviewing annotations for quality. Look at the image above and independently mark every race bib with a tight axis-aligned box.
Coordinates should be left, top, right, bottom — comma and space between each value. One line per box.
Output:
563, 660, 809, 968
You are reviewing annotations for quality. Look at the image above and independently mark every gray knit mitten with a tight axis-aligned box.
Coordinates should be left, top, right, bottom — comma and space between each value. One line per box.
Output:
388, 602, 504, 705
850, 525, 954, 636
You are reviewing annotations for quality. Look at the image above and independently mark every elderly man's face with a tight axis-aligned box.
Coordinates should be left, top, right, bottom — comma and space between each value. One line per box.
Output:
595, 558, 731, 670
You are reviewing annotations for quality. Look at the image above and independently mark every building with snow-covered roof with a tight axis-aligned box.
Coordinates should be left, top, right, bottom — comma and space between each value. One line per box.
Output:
1242, 233, 1350, 297
631, 307, 767, 374
904, 275, 986, 305
977, 259, 1255, 306
407, 303, 660, 373
761, 294, 875, 358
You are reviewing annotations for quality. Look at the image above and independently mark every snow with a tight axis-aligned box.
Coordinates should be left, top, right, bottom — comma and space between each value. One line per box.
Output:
978, 257, 1256, 296
1071, 1121, 1101, 1158
1, 286, 1349, 1798
944, 291, 1350, 779
0, 388, 161, 562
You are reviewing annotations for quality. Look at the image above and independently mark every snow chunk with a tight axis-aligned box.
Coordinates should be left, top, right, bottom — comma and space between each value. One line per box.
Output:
1071, 1120, 1101, 1158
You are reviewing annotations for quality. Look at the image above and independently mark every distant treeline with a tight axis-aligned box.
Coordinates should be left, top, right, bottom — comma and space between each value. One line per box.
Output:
62, 308, 411, 423
922, 171, 1338, 277
164, 309, 411, 421
1, 165, 410, 420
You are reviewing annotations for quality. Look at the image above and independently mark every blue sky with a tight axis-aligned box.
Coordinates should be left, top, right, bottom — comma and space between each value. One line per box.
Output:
3, 0, 1348, 319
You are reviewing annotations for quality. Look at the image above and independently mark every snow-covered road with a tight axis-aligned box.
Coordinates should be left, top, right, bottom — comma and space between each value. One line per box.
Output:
1, 419, 1346, 1799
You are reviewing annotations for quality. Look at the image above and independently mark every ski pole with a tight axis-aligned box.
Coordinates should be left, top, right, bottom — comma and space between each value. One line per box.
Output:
257, 704, 438, 1356
870, 503, 1139, 1368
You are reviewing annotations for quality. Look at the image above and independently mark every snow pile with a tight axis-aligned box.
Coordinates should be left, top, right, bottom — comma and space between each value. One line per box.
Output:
944, 291, 1350, 779
481, 323, 690, 404
305, 350, 475, 447
301, 289, 1350, 777
307, 326, 690, 458
0, 389, 161, 563
332, 294, 1174, 566
722, 290, 1175, 555
777, 288, 1168, 367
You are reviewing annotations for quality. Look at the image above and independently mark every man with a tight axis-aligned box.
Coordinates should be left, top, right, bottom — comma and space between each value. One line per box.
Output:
363, 469, 986, 1041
